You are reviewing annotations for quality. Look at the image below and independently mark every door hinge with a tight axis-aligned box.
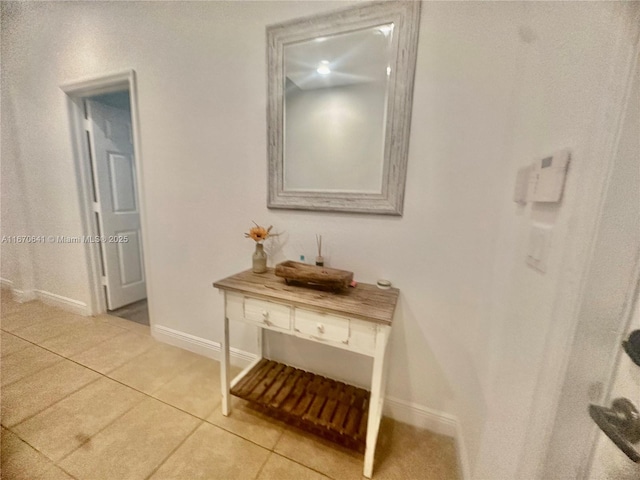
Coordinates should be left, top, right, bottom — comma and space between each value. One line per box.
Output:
83, 118, 91, 130
92, 202, 100, 213
100, 276, 107, 286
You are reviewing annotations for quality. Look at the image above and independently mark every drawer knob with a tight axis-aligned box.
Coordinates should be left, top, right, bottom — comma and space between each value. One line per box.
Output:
317, 323, 325, 334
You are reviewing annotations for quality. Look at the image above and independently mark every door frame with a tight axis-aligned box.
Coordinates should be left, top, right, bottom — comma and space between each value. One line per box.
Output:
61, 70, 150, 317
515, 10, 640, 477
585, 257, 640, 476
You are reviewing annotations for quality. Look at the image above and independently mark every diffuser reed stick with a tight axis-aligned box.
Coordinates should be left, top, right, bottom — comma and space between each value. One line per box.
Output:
316, 234, 324, 266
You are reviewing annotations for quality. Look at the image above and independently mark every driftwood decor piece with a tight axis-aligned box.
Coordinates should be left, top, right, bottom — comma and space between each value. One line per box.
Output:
275, 261, 353, 290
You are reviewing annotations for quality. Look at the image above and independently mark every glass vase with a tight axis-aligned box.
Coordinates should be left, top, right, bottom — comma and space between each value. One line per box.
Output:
252, 243, 267, 273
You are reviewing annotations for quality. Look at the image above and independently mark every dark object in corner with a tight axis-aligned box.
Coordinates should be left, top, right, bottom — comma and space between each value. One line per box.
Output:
623, 330, 640, 368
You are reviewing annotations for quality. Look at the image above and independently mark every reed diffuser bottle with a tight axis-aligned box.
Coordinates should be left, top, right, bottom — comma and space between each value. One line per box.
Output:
316, 234, 324, 267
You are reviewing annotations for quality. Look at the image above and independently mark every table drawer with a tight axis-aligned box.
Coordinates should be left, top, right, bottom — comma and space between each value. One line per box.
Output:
294, 308, 349, 344
244, 297, 291, 331
349, 318, 377, 355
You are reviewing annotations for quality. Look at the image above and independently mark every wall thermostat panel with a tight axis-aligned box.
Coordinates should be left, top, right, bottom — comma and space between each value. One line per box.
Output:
531, 149, 570, 202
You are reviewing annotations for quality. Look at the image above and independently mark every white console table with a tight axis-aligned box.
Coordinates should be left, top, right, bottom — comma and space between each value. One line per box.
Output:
213, 268, 398, 478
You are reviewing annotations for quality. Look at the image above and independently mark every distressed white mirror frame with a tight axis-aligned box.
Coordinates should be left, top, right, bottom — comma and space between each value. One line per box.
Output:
267, 1, 421, 215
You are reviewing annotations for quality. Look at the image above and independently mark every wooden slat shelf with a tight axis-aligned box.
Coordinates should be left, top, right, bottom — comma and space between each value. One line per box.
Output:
231, 358, 370, 453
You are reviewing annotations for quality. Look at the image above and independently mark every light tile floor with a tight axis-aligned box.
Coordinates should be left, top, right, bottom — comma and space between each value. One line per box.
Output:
0, 291, 459, 480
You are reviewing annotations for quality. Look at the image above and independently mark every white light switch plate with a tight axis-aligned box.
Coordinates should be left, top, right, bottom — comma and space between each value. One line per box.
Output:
526, 224, 552, 273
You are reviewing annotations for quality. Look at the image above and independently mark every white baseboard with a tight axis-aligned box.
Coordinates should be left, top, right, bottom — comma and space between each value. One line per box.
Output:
34, 289, 90, 316
1, 279, 89, 314
384, 395, 470, 479
151, 323, 461, 443
16, 289, 37, 303
1, 278, 37, 303
152, 324, 257, 368
455, 421, 472, 480
383, 396, 457, 438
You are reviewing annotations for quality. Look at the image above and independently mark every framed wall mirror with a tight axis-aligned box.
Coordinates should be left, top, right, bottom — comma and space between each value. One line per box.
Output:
267, 1, 421, 215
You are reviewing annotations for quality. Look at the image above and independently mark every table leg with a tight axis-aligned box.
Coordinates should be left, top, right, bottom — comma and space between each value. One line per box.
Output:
363, 327, 389, 478
258, 324, 264, 358
221, 313, 231, 416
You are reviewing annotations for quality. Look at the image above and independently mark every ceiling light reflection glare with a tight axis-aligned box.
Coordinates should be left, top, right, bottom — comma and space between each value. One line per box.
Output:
378, 24, 393, 37
317, 60, 331, 75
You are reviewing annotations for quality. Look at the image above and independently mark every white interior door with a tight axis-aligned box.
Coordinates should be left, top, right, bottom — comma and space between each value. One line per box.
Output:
588, 298, 640, 480
87, 98, 146, 310
542, 55, 639, 478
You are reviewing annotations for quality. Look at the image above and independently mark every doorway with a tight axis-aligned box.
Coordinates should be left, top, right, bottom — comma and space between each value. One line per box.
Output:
540, 50, 640, 478
62, 71, 150, 325
589, 292, 640, 480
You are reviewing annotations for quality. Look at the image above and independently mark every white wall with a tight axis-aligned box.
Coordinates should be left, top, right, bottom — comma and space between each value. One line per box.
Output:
2, 2, 636, 478
285, 82, 386, 192
0, 76, 35, 299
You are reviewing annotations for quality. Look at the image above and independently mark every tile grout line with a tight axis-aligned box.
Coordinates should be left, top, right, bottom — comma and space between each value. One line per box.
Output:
51, 393, 149, 466
2, 316, 290, 470
48, 326, 137, 360
5, 341, 201, 423
1, 352, 67, 389
252, 449, 274, 480
1, 322, 207, 467
2, 311, 118, 341
0, 428, 82, 480
1, 326, 150, 376
0, 328, 124, 371
1, 320, 151, 390
142, 419, 205, 480
3, 375, 104, 430
267, 429, 347, 480
2, 318, 136, 361
6, 335, 348, 479
0, 332, 39, 359
199, 415, 282, 454
3, 326, 158, 391
55, 463, 81, 480
0, 313, 68, 333
4, 355, 206, 472
2, 304, 366, 479
269, 450, 335, 479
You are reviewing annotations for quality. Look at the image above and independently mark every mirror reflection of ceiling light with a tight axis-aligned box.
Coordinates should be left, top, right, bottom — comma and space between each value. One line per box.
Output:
317, 60, 331, 75
378, 24, 393, 37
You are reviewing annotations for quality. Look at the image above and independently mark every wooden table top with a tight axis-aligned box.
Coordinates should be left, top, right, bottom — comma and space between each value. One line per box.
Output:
213, 268, 399, 325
